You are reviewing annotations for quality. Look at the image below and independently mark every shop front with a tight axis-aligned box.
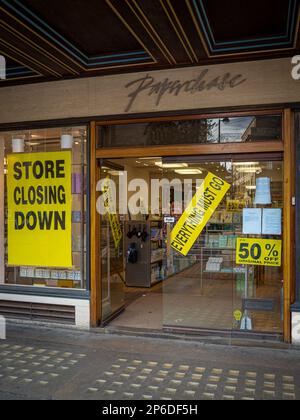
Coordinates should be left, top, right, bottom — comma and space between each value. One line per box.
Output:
0, 126, 90, 327
0, 58, 298, 343
292, 111, 300, 345
91, 110, 293, 342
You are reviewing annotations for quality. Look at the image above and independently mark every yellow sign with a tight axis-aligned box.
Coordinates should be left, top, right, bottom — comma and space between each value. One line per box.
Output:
7, 152, 72, 268
171, 172, 231, 256
236, 238, 282, 267
234, 310, 243, 322
227, 199, 246, 212
102, 178, 122, 249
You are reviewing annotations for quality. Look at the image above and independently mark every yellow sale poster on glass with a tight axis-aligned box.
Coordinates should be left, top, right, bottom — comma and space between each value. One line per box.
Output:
102, 177, 123, 249
236, 237, 282, 267
171, 172, 231, 256
7, 151, 72, 268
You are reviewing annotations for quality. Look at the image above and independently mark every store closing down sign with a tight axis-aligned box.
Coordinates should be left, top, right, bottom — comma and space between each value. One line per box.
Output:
171, 173, 231, 256
7, 152, 72, 268
102, 178, 122, 249
236, 238, 282, 267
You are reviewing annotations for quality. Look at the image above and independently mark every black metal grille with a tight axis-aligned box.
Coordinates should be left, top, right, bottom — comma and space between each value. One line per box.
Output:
0, 300, 76, 325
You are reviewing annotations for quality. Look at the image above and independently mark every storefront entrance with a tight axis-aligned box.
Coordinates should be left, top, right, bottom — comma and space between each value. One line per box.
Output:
91, 110, 294, 342
97, 154, 284, 338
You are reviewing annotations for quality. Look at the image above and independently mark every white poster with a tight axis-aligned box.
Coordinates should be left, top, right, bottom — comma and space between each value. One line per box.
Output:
243, 208, 262, 235
262, 209, 282, 235
254, 178, 272, 205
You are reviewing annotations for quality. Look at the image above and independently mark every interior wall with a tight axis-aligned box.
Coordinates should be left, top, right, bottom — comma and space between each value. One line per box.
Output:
126, 165, 150, 219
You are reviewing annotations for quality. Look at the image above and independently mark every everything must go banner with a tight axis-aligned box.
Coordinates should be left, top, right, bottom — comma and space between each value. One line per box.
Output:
7, 151, 72, 268
171, 173, 231, 256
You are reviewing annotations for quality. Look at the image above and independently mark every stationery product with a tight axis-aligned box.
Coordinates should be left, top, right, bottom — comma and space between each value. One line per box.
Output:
219, 236, 228, 248
59, 271, 67, 280
20, 267, 27, 277
72, 173, 82, 194
227, 235, 237, 249
42, 270, 50, 279
233, 213, 242, 224
72, 211, 82, 223
72, 235, 81, 252
206, 257, 223, 272
35, 269, 43, 278
51, 270, 59, 280
67, 271, 76, 281
74, 271, 82, 281
27, 268, 35, 278
47, 280, 58, 287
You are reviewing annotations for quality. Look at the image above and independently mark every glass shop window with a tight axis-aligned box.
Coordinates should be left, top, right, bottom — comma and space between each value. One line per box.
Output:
0, 126, 87, 290
98, 114, 282, 148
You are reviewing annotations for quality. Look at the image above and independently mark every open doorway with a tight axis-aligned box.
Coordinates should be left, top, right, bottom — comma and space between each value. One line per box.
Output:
98, 155, 284, 337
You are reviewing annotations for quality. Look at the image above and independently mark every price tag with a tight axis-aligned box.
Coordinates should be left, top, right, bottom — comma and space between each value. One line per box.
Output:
236, 238, 282, 267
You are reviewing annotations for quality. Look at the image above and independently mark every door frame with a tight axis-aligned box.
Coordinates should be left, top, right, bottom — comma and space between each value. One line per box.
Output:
90, 108, 295, 342
98, 158, 126, 325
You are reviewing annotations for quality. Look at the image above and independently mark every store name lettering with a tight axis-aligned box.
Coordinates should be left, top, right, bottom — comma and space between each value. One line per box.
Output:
292, 55, 300, 80
125, 69, 247, 112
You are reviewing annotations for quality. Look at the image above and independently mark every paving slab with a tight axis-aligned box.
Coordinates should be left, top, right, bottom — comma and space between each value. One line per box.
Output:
0, 323, 299, 400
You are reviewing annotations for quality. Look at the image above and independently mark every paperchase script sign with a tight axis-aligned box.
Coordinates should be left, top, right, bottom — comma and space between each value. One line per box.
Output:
125, 69, 247, 112
7, 151, 72, 268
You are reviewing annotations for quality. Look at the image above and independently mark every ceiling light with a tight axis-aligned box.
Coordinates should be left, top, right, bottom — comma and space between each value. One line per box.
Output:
108, 170, 124, 176
236, 168, 262, 174
26, 142, 39, 146
175, 169, 203, 175
12, 138, 25, 153
61, 134, 73, 149
233, 162, 259, 166
155, 162, 188, 169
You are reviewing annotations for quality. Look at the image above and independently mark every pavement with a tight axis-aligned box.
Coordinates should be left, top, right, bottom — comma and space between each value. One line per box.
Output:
0, 322, 300, 400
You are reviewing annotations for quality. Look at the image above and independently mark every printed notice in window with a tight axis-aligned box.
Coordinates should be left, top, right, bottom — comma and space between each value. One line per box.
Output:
262, 209, 282, 236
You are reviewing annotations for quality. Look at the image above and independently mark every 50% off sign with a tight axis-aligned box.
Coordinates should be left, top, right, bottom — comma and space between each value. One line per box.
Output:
236, 238, 282, 267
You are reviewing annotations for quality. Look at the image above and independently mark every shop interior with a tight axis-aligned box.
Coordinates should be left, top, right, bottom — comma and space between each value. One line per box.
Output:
100, 155, 284, 335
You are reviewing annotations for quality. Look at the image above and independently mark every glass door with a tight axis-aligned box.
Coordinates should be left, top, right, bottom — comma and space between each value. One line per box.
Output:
98, 160, 125, 323
231, 159, 283, 335
162, 159, 235, 333
162, 157, 284, 336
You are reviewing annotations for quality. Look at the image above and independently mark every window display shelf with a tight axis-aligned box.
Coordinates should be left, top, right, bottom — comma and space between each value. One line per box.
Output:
126, 220, 165, 288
